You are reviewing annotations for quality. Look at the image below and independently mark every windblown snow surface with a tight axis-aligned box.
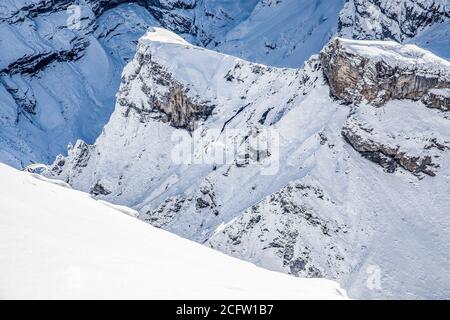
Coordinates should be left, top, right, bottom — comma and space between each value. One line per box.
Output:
0, 163, 346, 299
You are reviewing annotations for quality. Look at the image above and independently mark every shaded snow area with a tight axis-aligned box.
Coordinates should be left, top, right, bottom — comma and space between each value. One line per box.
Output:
213, 0, 346, 67
411, 19, 450, 60
46, 29, 450, 299
0, 164, 347, 299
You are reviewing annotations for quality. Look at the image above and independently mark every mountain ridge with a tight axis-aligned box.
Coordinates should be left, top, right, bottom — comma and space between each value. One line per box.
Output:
45, 28, 450, 299
1, 0, 449, 167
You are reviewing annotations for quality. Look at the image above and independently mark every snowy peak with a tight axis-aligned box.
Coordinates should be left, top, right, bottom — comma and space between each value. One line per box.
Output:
46, 27, 321, 202
1, 0, 449, 169
115, 27, 318, 131
0, 0, 261, 168
141, 27, 191, 45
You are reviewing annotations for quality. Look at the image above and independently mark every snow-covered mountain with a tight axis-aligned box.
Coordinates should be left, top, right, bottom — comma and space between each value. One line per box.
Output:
1, 0, 450, 300
1, 0, 449, 169
44, 27, 450, 299
0, 163, 347, 299
0, 2, 158, 167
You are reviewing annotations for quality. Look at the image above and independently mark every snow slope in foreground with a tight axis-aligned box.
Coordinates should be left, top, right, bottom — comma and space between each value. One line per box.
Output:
0, 164, 346, 300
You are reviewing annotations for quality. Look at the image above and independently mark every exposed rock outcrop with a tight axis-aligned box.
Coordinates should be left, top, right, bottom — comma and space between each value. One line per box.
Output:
207, 181, 353, 279
0, 38, 89, 76
320, 38, 450, 109
143, 195, 192, 228
48, 140, 93, 184
90, 180, 112, 196
342, 121, 442, 176
0, 0, 197, 77
0, 78, 37, 120
423, 88, 450, 111
319, 38, 450, 177
118, 45, 215, 131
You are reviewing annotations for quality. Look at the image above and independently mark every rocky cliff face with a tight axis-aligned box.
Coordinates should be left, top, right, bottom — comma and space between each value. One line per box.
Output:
319, 38, 450, 177
117, 35, 216, 131
208, 180, 355, 279
321, 38, 450, 108
341, 116, 448, 177
45, 29, 450, 299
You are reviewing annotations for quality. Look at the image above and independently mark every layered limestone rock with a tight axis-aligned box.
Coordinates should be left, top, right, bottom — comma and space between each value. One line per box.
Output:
119, 44, 215, 131
319, 38, 450, 176
320, 38, 450, 108
424, 88, 450, 111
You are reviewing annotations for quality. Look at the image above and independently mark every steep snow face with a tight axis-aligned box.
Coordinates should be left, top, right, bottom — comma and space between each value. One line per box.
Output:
46, 30, 450, 299
338, 0, 450, 58
0, 164, 347, 299
0, 2, 159, 168
411, 19, 450, 59
211, 0, 346, 67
